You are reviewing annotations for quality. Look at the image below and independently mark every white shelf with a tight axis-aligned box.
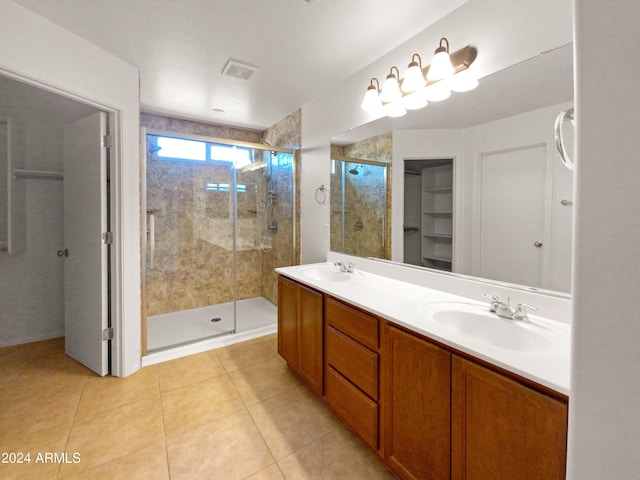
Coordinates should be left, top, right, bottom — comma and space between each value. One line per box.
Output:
424, 186, 452, 193
421, 161, 453, 272
423, 233, 452, 239
423, 254, 452, 263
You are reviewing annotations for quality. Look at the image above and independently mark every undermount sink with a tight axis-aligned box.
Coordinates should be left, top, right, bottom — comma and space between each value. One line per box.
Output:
300, 266, 352, 282
421, 302, 551, 353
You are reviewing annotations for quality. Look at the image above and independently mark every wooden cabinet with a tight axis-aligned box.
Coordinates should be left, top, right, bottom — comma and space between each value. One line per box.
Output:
382, 324, 451, 480
277, 275, 298, 367
277, 276, 568, 479
451, 356, 567, 480
324, 297, 380, 450
277, 275, 323, 395
382, 324, 568, 480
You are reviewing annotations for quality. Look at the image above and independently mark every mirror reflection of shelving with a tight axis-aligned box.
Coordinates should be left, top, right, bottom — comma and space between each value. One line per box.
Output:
403, 158, 454, 271
422, 161, 453, 271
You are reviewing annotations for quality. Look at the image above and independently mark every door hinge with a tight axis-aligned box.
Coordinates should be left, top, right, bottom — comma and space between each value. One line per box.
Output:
102, 327, 114, 341
102, 135, 112, 148
102, 232, 113, 244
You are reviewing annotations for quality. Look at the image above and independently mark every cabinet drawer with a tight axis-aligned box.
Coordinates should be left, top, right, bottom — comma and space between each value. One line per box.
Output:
326, 297, 378, 350
326, 325, 378, 400
325, 366, 378, 450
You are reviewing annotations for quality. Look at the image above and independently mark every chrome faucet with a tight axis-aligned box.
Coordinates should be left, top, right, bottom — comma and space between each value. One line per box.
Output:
482, 294, 536, 322
334, 261, 355, 273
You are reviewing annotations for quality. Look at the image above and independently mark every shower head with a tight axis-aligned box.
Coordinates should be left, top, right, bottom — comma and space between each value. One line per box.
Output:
348, 164, 362, 175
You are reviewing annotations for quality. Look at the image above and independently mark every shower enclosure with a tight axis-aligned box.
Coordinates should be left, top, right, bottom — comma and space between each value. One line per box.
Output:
330, 156, 390, 259
143, 132, 296, 353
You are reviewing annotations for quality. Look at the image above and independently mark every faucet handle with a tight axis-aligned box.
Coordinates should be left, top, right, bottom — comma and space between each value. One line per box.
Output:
482, 293, 500, 312
514, 302, 537, 321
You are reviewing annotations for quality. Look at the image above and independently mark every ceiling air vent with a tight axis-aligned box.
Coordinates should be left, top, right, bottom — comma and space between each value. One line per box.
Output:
221, 59, 259, 80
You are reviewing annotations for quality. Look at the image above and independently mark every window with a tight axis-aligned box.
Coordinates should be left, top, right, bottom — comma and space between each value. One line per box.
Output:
209, 144, 253, 168
205, 183, 249, 193
157, 137, 206, 161
147, 134, 253, 168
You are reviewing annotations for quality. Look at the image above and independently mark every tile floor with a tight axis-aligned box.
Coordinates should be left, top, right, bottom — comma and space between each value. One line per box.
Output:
0, 335, 398, 479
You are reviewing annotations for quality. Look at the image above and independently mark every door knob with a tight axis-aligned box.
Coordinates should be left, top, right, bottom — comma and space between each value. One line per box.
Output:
57, 248, 69, 257
533, 241, 543, 248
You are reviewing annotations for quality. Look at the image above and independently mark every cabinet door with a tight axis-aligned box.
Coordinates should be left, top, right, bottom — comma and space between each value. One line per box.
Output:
382, 325, 451, 480
277, 275, 299, 368
451, 356, 567, 480
298, 283, 323, 395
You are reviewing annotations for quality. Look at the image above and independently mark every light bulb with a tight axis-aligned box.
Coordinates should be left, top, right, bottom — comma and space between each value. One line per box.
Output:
427, 37, 455, 81
449, 70, 479, 92
361, 84, 381, 112
424, 81, 451, 102
380, 67, 402, 103
401, 54, 426, 93
383, 101, 407, 118
402, 88, 429, 110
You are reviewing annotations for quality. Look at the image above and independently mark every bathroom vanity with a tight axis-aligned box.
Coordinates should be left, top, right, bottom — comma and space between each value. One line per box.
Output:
276, 258, 569, 480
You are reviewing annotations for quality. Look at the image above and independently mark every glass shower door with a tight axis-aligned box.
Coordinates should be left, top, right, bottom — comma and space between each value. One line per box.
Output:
144, 133, 297, 353
234, 148, 295, 333
145, 134, 237, 351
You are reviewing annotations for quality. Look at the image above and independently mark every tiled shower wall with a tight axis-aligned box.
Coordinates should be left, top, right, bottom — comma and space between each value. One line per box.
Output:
260, 109, 300, 304
141, 112, 300, 316
330, 132, 392, 260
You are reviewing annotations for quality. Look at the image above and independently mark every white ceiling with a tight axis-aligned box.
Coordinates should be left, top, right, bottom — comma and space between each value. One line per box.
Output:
11, 0, 469, 131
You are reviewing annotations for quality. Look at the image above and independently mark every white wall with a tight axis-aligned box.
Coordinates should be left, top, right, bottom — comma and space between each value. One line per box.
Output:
567, 0, 640, 478
390, 103, 573, 293
0, 0, 141, 376
464, 103, 574, 291
0, 121, 66, 346
300, 0, 573, 263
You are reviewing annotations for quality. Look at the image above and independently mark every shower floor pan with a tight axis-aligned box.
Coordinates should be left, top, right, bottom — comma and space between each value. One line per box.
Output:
147, 296, 277, 353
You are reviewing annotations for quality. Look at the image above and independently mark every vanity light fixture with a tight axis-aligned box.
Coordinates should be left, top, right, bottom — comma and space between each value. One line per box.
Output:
401, 54, 427, 93
426, 37, 455, 81
360, 78, 382, 111
447, 69, 479, 92
379, 66, 403, 103
360, 38, 477, 118
383, 101, 407, 118
423, 81, 452, 102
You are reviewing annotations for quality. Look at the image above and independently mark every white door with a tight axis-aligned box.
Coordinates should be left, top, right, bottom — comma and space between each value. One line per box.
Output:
478, 145, 547, 287
63, 112, 109, 376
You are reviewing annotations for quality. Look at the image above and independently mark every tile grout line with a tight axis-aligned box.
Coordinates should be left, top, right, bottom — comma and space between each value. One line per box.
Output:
155, 366, 173, 480
55, 367, 91, 480
244, 396, 284, 477
58, 367, 165, 479
214, 348, 283, 479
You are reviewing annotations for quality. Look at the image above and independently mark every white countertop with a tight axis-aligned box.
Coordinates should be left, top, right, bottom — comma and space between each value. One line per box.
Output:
276, 262, 571, 396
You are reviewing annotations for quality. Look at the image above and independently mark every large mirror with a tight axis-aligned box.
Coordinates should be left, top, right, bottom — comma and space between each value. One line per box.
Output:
331, 43, 574, 294
0, 118, 8, 251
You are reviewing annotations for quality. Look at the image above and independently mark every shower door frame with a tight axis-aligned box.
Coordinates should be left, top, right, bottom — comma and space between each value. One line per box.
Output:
141, 128, 296, 355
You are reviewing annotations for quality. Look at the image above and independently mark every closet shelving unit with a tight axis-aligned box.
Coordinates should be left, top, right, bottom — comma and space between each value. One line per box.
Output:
421, 161, 453, 271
